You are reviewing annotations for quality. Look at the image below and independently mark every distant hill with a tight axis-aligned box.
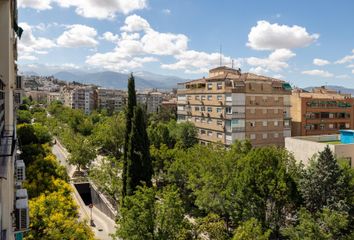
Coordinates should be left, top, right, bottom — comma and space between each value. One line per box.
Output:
53, 70, 187, 89
304, 85, 354, 96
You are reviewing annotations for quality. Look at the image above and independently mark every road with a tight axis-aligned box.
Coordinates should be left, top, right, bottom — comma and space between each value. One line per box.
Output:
52, 140, 116, 240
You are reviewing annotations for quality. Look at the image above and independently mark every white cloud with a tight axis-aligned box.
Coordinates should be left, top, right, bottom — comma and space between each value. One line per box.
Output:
18, 0, 52, 10
347, 64, 354, 68
313, 58, 330, 66
336, 50, 354, 64
141, 30, 188, 55
18, 55, 38, 61
101, 32, 120, 43
302, 69, 333, 78
273, 74, 284, 79
57, 24, 98, 48
246, 49, 295, 72
18, 22, 56, 56
336, 74, 350, 79
161, 50, 241, 74
352, 69, 354, 74
247, 20, 319, 50
162, 9, 171, 15
120, 14, 151, 32
19, 0, 147, 19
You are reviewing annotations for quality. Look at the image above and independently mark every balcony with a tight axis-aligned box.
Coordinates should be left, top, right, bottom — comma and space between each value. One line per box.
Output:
0, 125, 17, 179
232, 127, 245, 132
225, 112, 245, 119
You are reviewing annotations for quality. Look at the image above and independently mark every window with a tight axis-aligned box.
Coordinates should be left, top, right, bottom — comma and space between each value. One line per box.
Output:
201, 118, 206, 123
217, 83, 222, 90
208, 83, 213, 90
200, 129, 206, 135
284, 120, 290, 126
216, 108, 222, 113
208, 131, 213, 136
217, 95, 222, 101
201, 95, 206, 100
274, 121, 279, 126
217, 120, 223, 126
226, 107, 232, 114
250, 134, 256, 139
187, 95, 192, 100
274, 132, 279, 138
207, 107, 212, 112
195, 106, 200, 111
207, 95, 212, 101
217, 133, 223, 138
250, 121, 256, 127
207, 119, 212, 124
201, 106, 205, 111
195, 117, 200, 122
262, 121, 267, 127
177, 106, 185, 111
262, 133, 268, 139
195, 95, 200, 100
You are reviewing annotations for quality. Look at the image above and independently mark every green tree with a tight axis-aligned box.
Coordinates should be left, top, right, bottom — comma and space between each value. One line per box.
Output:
282, 208, 351, 240
233, 146, 300, 237
89, 156, 122, 203
115, 186, 188, 240
26, 181, 95, 240
233, 218, 271, 240
17, 123, 38, 145
33, 123, 52, 144
92, 112, 125, 159
68, 137, 96, 171
196, 213, 229, 240
300, 146, 352, 213
123, 73, 137, 198
126, 105, 152, 195
116, 186, 155, 240
173, 121, 198, 149
18, 109, 32, 123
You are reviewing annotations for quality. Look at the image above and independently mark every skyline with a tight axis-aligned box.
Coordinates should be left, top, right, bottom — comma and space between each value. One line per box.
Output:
17, 0, 354, 88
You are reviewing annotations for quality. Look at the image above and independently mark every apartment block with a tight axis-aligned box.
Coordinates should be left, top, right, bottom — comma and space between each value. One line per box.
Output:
0, 0, 29, 239
177, 66, 292, 147
291, 87, 354, 136
96, 88, 127, 113
61, 86, 96, 114
47, 92, 62, 104
137, 91, 164, 114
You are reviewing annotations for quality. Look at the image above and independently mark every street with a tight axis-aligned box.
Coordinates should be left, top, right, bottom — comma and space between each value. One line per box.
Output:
52, 140, 116, 240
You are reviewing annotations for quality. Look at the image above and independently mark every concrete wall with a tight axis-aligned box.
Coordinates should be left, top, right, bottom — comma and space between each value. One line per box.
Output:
285, 136, 354, 167
90, 183, 117, 221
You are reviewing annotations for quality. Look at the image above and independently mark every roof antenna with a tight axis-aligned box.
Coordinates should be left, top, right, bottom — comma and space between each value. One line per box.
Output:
219, 44, 222, 66
231, 59, 234, 69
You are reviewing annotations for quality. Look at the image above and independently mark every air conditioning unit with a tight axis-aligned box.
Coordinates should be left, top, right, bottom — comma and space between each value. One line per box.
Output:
16, 189, 28, 200
15, 199, 29, 231
15, 160, 26, 182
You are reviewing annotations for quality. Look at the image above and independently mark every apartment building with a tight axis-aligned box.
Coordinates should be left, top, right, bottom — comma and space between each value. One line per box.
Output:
61, 86, 96, 114
137, 91, 164, 114
47, 92, 62, 104
96, 88, 126, 113
177, 66, 292, 147
0, 0, 29, 239
291, 87, 354, 136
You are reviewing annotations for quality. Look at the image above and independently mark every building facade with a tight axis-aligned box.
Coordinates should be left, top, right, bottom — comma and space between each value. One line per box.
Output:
96, 88, 126, 113
137, 91, 164, 114
61, 86, 96, 114
47, 92, 62, 104
0, 0, 28, 239
285, 131, 354, 167
177, 66, 292, 147
291, 87, 354, 136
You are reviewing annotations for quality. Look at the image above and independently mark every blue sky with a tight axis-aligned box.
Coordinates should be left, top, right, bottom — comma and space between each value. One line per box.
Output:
17, 0, 354, 88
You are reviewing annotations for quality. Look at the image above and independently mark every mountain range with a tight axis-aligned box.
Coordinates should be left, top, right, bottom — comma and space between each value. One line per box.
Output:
24, 70, 187, 89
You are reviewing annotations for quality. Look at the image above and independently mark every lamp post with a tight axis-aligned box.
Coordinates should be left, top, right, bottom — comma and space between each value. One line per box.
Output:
89, 203, 94, 226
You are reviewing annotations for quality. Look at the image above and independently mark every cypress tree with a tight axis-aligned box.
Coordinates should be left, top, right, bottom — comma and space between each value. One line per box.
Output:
126, 105, 152, 196
122, 74, 137, 198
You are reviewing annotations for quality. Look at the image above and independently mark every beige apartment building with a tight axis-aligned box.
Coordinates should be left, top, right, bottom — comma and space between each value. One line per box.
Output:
96, 88, 126, 113
0, 0, 29, 239
177, 66, 292, 147
291, 87, 354, 136
47, 92, 62, 104
61, 86, 96, 114
137, 91, 164, 113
